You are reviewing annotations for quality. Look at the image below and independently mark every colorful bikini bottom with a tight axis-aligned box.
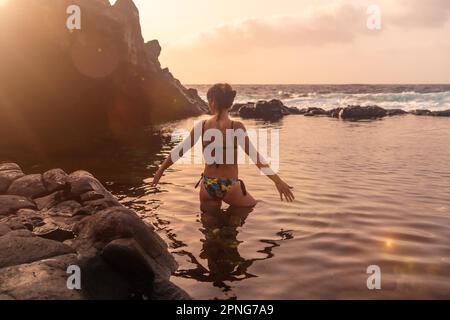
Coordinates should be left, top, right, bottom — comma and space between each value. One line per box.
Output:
195, 174, 247, 200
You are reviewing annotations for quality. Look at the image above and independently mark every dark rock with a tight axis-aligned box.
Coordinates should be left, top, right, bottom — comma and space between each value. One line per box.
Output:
287, 107, 302, 115
254, 100, 284, 120
68, 171, 109, 197
73, 207, 177, 277
1, 208, 44, 231
101, 238, 155, 293
42, 169, 69, 193
339, 105, 387, 120
33, 224, 75, 242
34, 191, 66, 211
432, 109, 450, 117
411, 109, 432, 116
239, 105, 258, 118
0, 224, 11, 237
0, 195, 36, 216
386, 109, 408, 116
0, 230, 75, 268
6, 174, 48, 199
328, 107, 344, 118
0, 253, 82, 300
0, 163, 22, 172
44, 200, 83, 218
0, 169, 25, 194
0, 165, 185, 300
303, 107, 327, 117
79, 191, 105, 202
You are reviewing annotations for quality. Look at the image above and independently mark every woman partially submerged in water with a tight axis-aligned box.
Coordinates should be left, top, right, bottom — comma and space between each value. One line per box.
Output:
152, 83, 294, 209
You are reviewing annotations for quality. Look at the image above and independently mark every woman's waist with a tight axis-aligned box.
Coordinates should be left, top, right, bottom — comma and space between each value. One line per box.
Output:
203, 165, 239, 180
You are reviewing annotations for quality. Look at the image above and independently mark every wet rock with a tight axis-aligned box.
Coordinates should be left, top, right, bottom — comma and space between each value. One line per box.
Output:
0, 230, 74, 268
328, 107, 344, 118
0, 224, 11, 237
411, 109, 432, 116
0, 195, 36, 216
79, 191, 105, 202
73, 207, 177, 276
432, 109, 450, 117
33, 221, 75, 242
0, 169, 25, 194
44, 200, 83, 218
287, 107, 302, 115
339, 105, 387, 120
34, 191, 65, 211
255, 100, 286, 120
303, 107, 327, 117
0, 164, 185, 300
6, 174, 48, 199
386, 109, 408, 116
3, 209, 44, 231
0, 254, 82, 300
239, 105, 258, 118
42, 169, 69, 193
68, 171, 108, 197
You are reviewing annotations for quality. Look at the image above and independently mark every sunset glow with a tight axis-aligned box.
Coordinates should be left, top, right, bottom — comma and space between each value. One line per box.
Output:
123, 0, 450, 84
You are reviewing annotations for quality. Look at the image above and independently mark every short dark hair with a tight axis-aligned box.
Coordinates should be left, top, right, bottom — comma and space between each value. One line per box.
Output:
206, 83, 237, 110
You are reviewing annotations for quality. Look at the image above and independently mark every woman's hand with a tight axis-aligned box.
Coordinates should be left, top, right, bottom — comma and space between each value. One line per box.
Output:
151, 168, 164, 187
275, 180, 295, 202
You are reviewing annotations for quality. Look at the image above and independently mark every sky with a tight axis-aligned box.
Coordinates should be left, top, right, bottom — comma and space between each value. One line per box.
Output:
101, 1, 448, 83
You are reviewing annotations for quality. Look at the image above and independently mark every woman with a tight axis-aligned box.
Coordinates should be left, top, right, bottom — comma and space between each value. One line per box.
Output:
152, 83, 294, 209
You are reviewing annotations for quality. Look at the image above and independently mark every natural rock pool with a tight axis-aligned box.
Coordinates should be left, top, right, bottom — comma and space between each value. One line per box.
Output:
10, 114, 450, 299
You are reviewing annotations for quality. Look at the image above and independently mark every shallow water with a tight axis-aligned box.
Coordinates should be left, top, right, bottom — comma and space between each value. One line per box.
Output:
8, 114, 450, 299
117, 115, 450, 299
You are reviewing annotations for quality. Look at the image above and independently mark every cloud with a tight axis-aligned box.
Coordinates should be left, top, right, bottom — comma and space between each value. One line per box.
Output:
174, 3, 372, 55
390, 0, 450, 28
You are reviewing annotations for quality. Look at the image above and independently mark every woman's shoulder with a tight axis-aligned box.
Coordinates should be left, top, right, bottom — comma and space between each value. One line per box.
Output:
232, 120, 246, 130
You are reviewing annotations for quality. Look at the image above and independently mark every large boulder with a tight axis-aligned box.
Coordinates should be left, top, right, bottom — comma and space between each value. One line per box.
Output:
339, 105, 387, 120
6, 174, 48, 199
0, 195, 36, 216
0, 0, 207, 152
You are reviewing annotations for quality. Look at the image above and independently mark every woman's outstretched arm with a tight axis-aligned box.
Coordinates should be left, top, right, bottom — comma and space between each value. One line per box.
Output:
236, 122, 295, 202
152, 121, 203, 186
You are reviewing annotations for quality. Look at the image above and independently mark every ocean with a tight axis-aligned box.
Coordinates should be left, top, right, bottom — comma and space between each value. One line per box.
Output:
190, 84, 450, 111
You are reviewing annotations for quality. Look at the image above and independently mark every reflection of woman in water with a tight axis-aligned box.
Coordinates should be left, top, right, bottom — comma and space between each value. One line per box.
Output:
176, 205, 284, 293
152, 83, 294, 209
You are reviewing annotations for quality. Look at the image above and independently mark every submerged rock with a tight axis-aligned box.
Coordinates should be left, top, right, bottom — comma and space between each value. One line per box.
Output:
411, 109, 433, 116
237, 99, 295, 120
339, 105, 387, 120
386, 109, 408, 116
0, 163, 188, 300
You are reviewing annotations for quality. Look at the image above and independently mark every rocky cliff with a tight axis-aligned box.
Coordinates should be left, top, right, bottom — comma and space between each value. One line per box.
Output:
0, 0, 207, 150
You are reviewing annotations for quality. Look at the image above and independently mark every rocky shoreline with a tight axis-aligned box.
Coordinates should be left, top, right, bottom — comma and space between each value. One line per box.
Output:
0, 163, 189, 300
231, 99, 450, 121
